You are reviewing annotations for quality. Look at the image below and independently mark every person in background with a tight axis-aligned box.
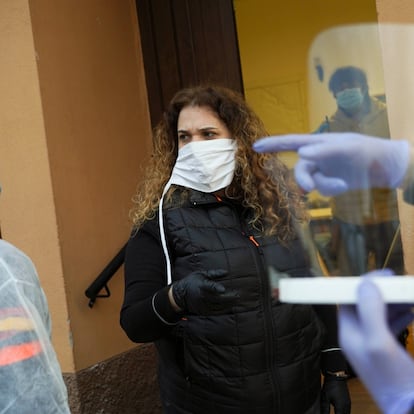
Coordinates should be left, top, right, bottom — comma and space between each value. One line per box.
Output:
0, 234, 70, 412
120, 85, 351, 414
314, 66, 404, 277
253, 132, 414, 414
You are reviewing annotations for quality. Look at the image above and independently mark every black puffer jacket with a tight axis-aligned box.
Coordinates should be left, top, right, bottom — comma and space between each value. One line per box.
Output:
121, 189, 345, 413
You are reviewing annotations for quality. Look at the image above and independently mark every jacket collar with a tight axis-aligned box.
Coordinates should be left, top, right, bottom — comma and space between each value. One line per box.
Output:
188, 189, 221, 205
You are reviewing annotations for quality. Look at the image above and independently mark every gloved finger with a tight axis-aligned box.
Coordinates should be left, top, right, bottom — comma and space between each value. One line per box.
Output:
253, 134, 325, 153
294, 160, 317, 192
200, 279, 226, 294
338, 304, 357, 327
298, 141, 348, 160
312, 172, 348, 196
205, 269, 228, 279
356, 280, 389, 338
219, 289, 240, 302
207, 293, 240, 313
297, 133, 362, 159
361, 270, 414, 334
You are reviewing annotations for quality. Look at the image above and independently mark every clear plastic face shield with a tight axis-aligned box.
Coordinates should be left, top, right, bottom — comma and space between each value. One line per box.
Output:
258, 23, 414, 305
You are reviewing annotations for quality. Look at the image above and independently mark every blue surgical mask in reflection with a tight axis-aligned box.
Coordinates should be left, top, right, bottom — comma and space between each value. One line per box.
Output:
336, 88, 364, 112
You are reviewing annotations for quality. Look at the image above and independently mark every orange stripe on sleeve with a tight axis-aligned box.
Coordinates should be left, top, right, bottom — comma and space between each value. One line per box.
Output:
0, 341, 42, 366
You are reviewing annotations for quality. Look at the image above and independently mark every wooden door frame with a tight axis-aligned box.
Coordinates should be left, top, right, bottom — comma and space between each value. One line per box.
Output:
135, 0, 244, 128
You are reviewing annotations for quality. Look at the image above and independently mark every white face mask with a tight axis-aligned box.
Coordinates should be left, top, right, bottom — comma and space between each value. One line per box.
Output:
158, 138, 237, 284
167, 138, 237, 193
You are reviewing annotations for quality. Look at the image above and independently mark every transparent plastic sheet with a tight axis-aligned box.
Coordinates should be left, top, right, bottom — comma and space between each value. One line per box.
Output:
0, 240, 70, 413
268, 23, 414, 304
307, 23, 404, 278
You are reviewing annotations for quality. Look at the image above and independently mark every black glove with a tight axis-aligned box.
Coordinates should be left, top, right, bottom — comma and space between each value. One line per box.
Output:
320, 375, 351, 414
172, 269, 239, 315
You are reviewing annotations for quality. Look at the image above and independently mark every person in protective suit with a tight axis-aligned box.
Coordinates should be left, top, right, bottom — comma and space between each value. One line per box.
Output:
0, 237, 70, 413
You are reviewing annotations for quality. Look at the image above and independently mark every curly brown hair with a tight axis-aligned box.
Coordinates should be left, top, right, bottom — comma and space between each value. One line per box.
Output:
130, 85, 307, 242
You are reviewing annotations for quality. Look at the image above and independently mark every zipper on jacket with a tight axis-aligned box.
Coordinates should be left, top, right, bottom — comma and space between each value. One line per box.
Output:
248, 235, 259, 247
245, 232, 281, 411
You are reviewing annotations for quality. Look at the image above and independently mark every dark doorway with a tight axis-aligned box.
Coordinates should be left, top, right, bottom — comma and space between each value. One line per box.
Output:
135, 0, 244, 128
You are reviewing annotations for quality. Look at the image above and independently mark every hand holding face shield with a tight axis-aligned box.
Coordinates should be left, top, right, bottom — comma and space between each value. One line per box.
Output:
339, 272, 414, 414
254, 132, 414, 413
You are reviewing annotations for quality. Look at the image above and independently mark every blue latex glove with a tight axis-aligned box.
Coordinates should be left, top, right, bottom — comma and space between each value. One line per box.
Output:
338, 273, 414, 414
253, 133, 410, 196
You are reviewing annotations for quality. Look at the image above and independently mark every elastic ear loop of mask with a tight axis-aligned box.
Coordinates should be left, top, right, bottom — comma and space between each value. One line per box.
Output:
157, 139, 236, 287
159, 183, 172, 285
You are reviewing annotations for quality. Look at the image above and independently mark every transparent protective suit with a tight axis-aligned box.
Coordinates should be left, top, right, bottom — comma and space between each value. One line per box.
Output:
0, 240, 70, 413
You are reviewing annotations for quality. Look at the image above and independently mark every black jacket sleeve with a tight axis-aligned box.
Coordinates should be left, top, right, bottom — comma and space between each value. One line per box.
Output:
313, 304, 348, 374
120, 218, 181, 343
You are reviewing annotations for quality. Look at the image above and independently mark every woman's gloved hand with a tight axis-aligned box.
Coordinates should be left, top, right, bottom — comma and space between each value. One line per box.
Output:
320, 374, 351, 414
171, 269, 239, 315
339, 276, 414, 414
253, 133, 410, 196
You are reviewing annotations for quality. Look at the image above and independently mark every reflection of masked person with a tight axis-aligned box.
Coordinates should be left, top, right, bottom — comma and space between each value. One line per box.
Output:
335, 87, 365, 115
313, 66, 404, 278
0, 239, 70, 413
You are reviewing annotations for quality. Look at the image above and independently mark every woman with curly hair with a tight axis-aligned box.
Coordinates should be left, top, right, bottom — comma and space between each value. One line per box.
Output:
120, 85, 350, 414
